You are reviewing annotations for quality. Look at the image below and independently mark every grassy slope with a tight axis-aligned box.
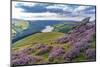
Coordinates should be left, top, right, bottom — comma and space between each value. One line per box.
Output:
12, 32, 66, 50
53, 23, 73, 33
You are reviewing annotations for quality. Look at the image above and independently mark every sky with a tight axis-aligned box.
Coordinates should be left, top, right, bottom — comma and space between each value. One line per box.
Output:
12, 1, 96, 21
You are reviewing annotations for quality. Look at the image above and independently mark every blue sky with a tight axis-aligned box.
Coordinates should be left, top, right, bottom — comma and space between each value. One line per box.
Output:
12, 1, 96, 21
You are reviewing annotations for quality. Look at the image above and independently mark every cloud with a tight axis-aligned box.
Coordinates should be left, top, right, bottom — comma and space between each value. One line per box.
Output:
84, 8, 95, 14
46, 4, 73, 12
14, 1, 48, 13
13, 12, 94, 21
16, 1, 36, 7
12, 2, 24, 19
12, 1, 95, 21
74, 6, 91, 12
73, 6, 95, 15
46, 4, 66, 9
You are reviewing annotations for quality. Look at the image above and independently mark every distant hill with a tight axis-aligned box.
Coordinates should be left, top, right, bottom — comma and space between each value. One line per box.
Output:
52, 23, 73, 33
12, 19, 29, 38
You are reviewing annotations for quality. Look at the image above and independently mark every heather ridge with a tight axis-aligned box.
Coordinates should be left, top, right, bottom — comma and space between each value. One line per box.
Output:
12, 17, 96, 66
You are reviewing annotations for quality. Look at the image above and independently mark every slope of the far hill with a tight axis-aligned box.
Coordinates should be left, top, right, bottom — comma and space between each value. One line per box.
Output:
11, 17, 96, 66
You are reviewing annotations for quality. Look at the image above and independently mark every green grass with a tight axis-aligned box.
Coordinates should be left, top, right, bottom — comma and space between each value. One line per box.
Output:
90, 34, 96, 49
12, 32, 65, 49
90, 40, 96, 48
73, 53, 87, 62
53, 23, 73, 33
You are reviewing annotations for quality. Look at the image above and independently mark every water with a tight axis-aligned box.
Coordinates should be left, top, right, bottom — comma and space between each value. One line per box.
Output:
41, 26, 54, 32
12, 20, 76, 43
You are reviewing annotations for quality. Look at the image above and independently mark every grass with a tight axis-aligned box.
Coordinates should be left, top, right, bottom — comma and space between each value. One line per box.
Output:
73, 53, 87, 62
90, 34, 96, 49
12, 32, 65, 50
53, 23, 73, 33
90, 40, 96, 48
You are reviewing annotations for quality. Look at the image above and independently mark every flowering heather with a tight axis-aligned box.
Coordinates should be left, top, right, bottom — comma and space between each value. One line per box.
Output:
64, 47, 80, 61
12, 54, 37, 65
49, 46, 65, 61
35, 44, 46, 49
36, 45, 52, 55
74, 42, 89, 51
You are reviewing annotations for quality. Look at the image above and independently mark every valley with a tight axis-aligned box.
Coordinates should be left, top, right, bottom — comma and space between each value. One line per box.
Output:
11, 17, 96, 66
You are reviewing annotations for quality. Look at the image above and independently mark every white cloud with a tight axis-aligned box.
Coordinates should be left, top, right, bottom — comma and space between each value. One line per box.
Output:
15, 1, 36, 7
12, 2, 24, 19
63, 7, 73, 12
12, 2, 95, 21
14, 14, 92, 21
21, 3, 36, 7
46, 4, 73, 12
80, 14, 95, 21
12, 1, 37, 19
74, 6, 91, 12
12, 2, 61, 20
46, 4, 66, 9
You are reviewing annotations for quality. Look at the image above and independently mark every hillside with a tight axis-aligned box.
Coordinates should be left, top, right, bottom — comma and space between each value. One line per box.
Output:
52, 23, 73, 33
12, 17, 96, 66
12, 32, 65, 49
12, 19, 29, 38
